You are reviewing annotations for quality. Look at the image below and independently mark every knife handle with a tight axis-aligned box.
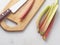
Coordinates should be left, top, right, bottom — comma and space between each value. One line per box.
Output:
0, 9, 11, 21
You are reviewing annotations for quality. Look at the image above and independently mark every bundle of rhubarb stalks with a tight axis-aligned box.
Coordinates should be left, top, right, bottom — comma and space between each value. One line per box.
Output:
36, 0, 58, 40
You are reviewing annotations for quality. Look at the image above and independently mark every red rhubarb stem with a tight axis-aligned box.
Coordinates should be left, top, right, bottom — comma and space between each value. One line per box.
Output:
42, 15, 55, 40
20, 0, 35, 21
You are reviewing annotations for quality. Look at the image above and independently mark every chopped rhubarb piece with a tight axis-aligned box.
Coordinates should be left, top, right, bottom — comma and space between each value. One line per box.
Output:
20, 0, 35, 21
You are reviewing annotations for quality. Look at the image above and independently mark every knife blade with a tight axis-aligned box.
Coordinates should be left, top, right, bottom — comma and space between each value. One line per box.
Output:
0, 0, 27, 21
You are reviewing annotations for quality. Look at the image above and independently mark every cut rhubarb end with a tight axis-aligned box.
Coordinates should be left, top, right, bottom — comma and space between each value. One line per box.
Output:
40, 31, 44, 35
56, 0, 58, 4
43, 36, 46, 40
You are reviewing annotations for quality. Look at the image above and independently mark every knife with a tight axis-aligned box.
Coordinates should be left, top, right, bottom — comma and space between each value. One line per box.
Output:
0, 0, 27, 21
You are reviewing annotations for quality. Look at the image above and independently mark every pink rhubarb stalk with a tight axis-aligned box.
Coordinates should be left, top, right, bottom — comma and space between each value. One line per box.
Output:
42, 15, 55, 40
20, 0, 35, 21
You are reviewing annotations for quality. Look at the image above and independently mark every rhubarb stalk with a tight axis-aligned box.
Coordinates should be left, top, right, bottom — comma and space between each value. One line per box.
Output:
39, 5, 54, 35
36, 6, 50, 32
39, 7, 51, 34
39, 4, 58, 35
20, 0, 35, 21
42, 4, 58, 34
42, 15, 55, 40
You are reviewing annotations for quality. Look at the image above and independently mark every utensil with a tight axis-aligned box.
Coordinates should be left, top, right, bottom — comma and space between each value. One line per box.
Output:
0, 0, 27, 21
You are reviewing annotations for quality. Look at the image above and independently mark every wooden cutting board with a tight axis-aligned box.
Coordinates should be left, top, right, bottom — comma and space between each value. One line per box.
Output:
0, 0, 45, 32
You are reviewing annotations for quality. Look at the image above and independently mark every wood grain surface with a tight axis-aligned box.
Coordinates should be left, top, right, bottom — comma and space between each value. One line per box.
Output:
0, 0, 45, 32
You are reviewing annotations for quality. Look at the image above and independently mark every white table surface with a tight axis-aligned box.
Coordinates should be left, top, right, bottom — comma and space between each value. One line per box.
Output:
0, 0, 60, 45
